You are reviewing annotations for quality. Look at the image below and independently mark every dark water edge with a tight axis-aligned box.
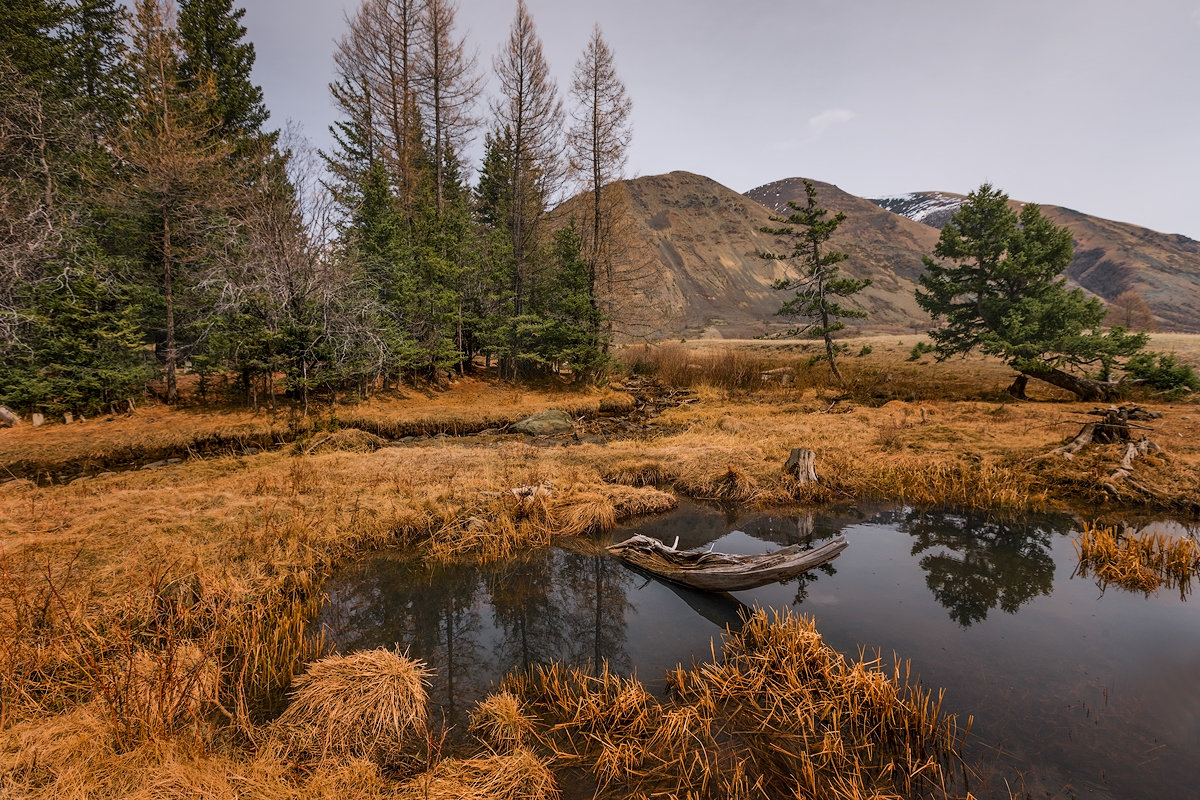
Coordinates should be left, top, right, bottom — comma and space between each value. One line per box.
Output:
313, 500, 1200, 800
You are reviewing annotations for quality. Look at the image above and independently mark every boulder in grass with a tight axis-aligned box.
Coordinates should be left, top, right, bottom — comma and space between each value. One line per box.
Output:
273, 649, 431, 766
510, 410, 575, 436
0, 406, 17, 428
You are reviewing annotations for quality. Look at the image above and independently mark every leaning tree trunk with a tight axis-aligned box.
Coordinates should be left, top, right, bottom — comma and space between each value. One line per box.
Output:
1018, 365, 1119, 402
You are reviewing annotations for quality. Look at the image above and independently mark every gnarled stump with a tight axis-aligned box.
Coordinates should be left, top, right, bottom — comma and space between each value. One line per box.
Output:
784, 448, 819, 484
1053, 405, 1160, 459
1048, 406, 1166, 500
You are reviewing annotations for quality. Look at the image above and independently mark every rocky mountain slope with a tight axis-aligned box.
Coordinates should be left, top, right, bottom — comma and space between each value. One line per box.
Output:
556, 173, 1200, 339
869, 191, 1200, 332
576, 172, 936, 339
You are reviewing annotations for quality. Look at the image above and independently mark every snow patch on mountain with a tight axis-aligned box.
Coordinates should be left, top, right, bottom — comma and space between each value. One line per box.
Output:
871, 192, 964, 228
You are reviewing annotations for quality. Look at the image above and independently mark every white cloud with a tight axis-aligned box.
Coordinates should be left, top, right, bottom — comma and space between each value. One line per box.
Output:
808, 108, 857, 137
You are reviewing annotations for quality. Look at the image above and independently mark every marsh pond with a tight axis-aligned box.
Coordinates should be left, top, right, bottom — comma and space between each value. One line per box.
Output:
315, 500, 1200, 799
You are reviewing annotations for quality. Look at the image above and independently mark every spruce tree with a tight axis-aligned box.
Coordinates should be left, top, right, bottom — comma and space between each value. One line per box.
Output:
489, 0, 564, 325
916, 183, 1147, 400
118, 0, 238, 404
759, 179, 870, 383
177, 0, 268, 139
63, 0, 131, 139
0, 0, 69, 93
0, 238, 152, 414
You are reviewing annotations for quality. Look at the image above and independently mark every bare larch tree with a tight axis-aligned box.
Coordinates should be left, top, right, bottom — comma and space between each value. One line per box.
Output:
489, 0, 564, 316
418, 0, 480, 216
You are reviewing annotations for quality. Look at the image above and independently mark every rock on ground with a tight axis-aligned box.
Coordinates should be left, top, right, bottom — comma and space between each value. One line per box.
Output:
510, 410, 576, 436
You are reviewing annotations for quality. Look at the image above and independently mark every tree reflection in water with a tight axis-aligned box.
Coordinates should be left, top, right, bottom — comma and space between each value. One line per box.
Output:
314, 547, 633, 731
887, 509, 1073, 627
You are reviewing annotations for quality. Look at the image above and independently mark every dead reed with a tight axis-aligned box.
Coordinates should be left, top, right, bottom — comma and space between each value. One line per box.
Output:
270, 649, 431, 766
622, 343, 784, 393
396, 747, 559, 800
425, 483, 677, 562
469, 691, 537, 751
499, 608, 971, 800
1074, 523, 1200, 595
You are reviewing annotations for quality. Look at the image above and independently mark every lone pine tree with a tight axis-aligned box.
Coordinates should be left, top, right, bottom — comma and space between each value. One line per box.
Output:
759, 179, 870, 383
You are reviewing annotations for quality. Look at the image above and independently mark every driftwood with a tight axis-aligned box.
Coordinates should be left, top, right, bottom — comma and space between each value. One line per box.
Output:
1102, 437, 1163, 497
1048, 405, 1167, 499
1052, 406, 1160, 460
607, 534, 847, 592
784, 448, 819, 484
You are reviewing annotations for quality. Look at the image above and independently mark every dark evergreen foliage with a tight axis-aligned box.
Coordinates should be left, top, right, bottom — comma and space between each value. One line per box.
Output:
0, 0, 614, 413
916, 183, 1148, 400
759, 179, 870, 382
177, 0, 268, 139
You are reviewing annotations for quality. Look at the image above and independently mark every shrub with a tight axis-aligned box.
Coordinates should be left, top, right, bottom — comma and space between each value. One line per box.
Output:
1125, 352, 1200, 394
908, 341, 935, 361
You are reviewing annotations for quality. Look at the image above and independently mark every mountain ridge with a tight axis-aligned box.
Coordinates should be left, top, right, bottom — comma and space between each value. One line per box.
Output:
555, 172, 1200, 339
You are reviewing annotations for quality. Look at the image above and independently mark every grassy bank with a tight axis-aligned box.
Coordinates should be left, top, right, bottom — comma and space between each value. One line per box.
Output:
1, 338, 1197, 798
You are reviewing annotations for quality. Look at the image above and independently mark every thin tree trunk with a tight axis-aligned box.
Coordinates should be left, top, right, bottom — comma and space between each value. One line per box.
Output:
163, 212, 178, 404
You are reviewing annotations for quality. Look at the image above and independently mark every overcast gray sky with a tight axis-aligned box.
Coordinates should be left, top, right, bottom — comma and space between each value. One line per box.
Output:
241, 0, 1200, 238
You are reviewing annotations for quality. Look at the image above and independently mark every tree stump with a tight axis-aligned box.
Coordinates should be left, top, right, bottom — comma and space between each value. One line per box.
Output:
1047, 406, 1166, 499
784, 448, 819, 484
1052, 405, 1161, 459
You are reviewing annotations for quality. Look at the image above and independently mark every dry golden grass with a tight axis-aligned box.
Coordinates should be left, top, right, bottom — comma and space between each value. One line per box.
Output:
499, 608, 970, 799
0, 341, 1197, 798
469, 692, 537, 751
0, 376, 633, 480
294, 428, 386, 455
270, 649, 430, 767
1074, 523, 1200, 594
396, 747, 559, 800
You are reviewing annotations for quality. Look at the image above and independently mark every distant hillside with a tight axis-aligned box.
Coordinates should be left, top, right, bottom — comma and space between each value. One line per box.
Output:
562, 172, 935, 339
870, 191, 1200, 332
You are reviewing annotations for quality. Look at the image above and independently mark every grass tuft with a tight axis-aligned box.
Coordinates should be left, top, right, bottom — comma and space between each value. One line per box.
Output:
396, 747, 559, 800
1074, 523, 1200, 595
499, 608, 970, 799
270, 649, 431, 767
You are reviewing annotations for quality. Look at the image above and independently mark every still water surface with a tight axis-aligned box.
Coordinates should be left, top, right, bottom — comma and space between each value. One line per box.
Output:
315, 501, 1200, 799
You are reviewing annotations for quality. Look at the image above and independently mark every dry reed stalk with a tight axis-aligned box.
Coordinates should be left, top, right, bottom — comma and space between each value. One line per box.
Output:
470, 692, 537, 751
395, 747, 559, 800
1074, 523, 1200, 594
501, 610, 969, 800
271, 649, 431, 766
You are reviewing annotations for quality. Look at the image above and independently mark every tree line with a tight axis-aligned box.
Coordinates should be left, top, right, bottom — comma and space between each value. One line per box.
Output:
0, 0, 633, 415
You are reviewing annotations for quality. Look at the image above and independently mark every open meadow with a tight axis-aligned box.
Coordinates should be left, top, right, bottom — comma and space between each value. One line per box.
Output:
1, 335, 1198, 799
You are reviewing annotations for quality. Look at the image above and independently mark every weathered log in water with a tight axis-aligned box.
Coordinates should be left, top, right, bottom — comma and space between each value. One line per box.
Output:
607, 533, 847, 591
